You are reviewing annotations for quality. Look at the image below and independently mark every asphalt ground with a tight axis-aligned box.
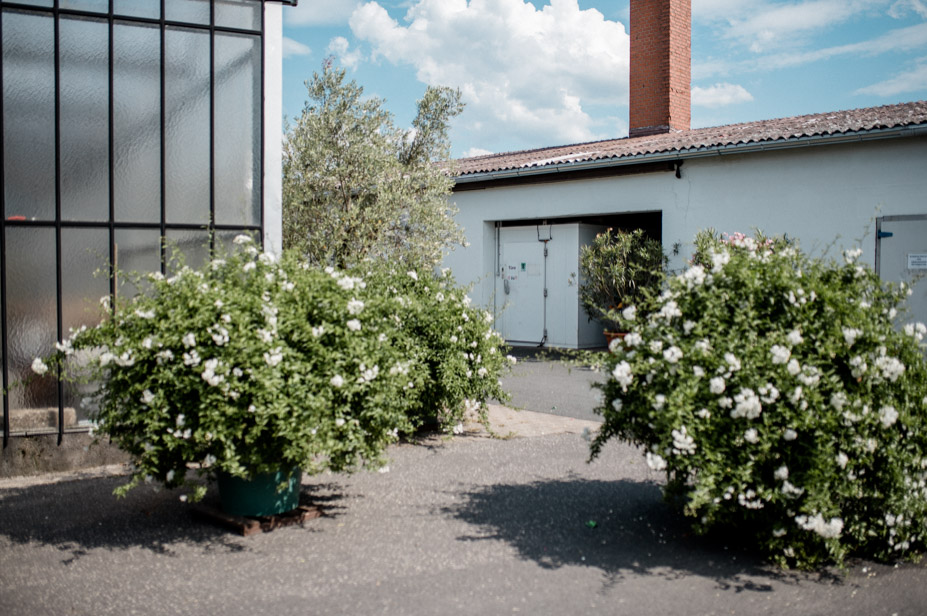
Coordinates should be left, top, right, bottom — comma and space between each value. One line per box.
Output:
2, 356, 927, 615
499, 346, 606, 422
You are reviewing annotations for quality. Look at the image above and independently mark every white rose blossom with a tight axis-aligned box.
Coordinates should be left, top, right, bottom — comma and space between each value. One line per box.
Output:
770, 344, 791, 364
31, 357, 49, 375
663, 346, 683, 364
612, 361, 634, 391
621, 305, 637, 321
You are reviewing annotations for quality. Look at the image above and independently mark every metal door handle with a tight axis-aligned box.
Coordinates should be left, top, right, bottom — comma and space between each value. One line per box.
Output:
503, 278, 510, 295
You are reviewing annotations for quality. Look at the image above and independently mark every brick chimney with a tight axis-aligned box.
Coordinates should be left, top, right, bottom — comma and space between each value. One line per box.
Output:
629, 0, 691, 138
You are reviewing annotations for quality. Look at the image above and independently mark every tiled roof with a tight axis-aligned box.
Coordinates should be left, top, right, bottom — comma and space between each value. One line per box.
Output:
454, 101, 927, 178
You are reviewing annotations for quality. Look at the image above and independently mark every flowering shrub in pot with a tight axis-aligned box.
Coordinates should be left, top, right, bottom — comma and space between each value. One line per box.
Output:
356, 264, 514, 433
578, 228, 666, 334
33, 236, 422, 505
590, 230, 927, 568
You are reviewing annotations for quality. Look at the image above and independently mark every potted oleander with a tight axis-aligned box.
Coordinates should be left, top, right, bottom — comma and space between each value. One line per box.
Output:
578, 228, 667, 348
31, 236, 420, 515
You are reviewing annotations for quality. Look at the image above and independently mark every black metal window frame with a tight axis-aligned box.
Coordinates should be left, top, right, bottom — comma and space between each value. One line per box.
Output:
1, 0, 269, 447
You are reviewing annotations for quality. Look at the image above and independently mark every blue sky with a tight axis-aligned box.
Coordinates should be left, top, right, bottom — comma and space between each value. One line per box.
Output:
281, 0, 927, 159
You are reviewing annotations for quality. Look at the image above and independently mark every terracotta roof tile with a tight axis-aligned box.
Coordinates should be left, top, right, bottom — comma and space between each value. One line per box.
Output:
454, 101, 927, 177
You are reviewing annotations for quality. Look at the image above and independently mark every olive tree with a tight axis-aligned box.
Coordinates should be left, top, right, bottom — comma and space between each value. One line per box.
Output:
283, 62, 466, 269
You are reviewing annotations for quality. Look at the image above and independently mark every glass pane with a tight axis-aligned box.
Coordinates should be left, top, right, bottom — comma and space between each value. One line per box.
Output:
61, 228, 110, 423
61, 228, 110, 335
114, 0, 160, 19
165, 27, 210, 224
60, 16, 110, 222
215, 0, 261, 31
215, 229, 257, 255
60, 0, 109, 12
166, 229, 210, 273
6, 228, 59, 427
165, 0, 209, 25
114, 228, 162, 297
214, 32, 261, 226
114, 21, 161, 223
2, 10, 56, 222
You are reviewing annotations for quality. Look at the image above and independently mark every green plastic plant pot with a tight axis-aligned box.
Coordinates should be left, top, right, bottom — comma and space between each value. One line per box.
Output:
216, 467, 301, 517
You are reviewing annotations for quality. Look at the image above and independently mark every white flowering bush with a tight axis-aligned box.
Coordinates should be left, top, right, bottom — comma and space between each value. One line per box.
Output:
34, 237, 421, 501
357, 265, 513, 432
590, 230, 927, 568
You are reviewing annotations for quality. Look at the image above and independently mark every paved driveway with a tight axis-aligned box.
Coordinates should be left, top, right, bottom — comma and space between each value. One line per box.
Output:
2, 355, 926, 615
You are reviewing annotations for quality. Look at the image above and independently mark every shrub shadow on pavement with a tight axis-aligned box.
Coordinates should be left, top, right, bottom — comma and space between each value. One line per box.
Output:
0, 473, 345, 563
443, 474, 827, 592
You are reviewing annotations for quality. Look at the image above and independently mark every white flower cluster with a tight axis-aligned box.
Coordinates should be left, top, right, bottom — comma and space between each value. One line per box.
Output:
731, 388, 762, 419
737, 489, 764, 510
357, 364, 379, 384
646, 451, 667, 471
842, 327, 863, 347
347, 298, 365, 315
710, 249, 730, 273
612, 361, 633, 391
263, 347, 283, 367
795, 513, 844, 539
843, 247, 863, 264
904, 322, 926, 342
770, 344, 791, 364
874, 354, 905, 382
671, 425, 696, 455
31, 357, 49, 376
680, 265, 708, 289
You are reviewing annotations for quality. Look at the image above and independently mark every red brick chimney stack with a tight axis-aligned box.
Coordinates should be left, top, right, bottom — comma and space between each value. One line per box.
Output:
629, 0, 691, 138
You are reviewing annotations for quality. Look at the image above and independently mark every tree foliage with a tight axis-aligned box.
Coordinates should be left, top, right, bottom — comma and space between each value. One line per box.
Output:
283, 62, 466, 269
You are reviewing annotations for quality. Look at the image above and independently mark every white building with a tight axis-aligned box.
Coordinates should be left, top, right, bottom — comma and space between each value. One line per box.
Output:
444, 0, 927, 349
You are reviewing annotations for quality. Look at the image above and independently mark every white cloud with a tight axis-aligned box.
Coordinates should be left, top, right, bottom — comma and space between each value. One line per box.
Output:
349, 0, 630, 150
285, 0, 363, 27
282, 37, 312, 59
462, 147, 494, 158
760, 21, 927, 69
695, 1, 891, 53
889, 0, 927, 18
855, 57, 927, 95
327, 36, 364, 70
692, 83, 754, 107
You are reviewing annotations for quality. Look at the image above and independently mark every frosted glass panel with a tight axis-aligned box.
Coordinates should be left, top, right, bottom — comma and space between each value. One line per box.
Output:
215, 32, 261, 226
114, 229, 162, 297
166, 0, 210, 25
61, 229, 110, 423
114, 22, 161, 223
60, 16, 110, 222
165, 27, 211, 224
2, 10, 56, 222
114, 0, 160, 19
60, 0, 109, 12
61, 228, 110, 335
6, 228, 59, 416
215, 0, 261, 31
166, 229, 210, 273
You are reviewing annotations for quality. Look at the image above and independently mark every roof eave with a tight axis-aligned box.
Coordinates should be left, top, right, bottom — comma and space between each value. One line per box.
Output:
453, 123, 927, 185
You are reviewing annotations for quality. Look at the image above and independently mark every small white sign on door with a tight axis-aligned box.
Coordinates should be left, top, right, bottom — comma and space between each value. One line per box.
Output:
907, 254, 927, 270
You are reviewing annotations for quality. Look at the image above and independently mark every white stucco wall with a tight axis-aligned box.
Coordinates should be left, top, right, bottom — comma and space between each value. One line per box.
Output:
444, 136, 927, 326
